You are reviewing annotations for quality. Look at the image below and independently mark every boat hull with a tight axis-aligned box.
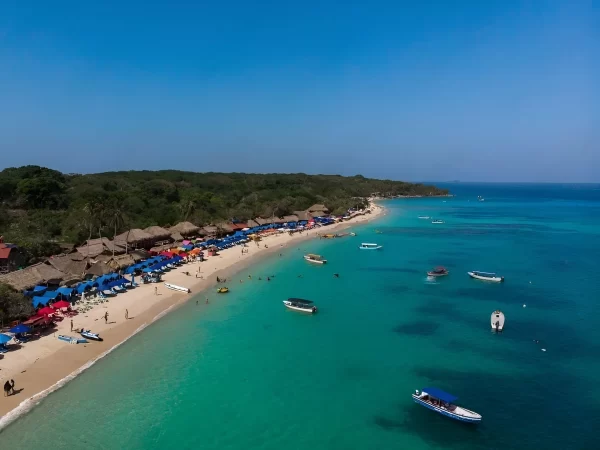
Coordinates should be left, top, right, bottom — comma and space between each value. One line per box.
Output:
412, 395, 481, 423
427, 272, 448, 277
165, 282, 191, 293
304, 257, 326, 264
468, 272, 503, 282
79, 332, 103, 342
283, 301, 316, 314
359, 246, 382, 250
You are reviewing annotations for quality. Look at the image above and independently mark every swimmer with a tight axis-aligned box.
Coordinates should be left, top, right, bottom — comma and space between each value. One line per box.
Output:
333, 273, 339, 278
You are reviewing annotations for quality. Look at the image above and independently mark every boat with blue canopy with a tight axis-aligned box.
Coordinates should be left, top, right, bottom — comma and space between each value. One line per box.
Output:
412, 387, 482, 423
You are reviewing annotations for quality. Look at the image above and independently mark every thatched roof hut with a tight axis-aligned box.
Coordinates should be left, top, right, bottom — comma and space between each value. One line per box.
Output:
255, 218, 268, 225
168, 221, 200, 236
143, 225, 171, 240
246, 219, 259, 228
273, 217, 286, 224
308, 204, 329, 213
76, 238, 125, 258
46, 255, 87, 277
129, 249, 149, 261
150, 243, 177, 253
283, 215, 300, 222
216, 222, 234, 232
107, 254, 136, 271
170, 232, 184, 241
293, 211, 311, 221
202, 226, 217, 236
85, 262, 112, 277
114, 229, 153, 246
0, 262, 67, 291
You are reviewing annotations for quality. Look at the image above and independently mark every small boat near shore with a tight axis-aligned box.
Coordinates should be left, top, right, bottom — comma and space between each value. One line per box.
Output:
427, 266, 449, 277
165, 282, 191, 293
431, 219, 445, 224
78, 330, 103, 342
359, 243, 382, 250
283, 298, 317, 313
418, 216, 431, 219
304, 254, 327, 264
58, 335, 87, 344
217, 287, 229, 293
412, 388, 482, 423
491, 310, 505, 332
468, 271, 504, 282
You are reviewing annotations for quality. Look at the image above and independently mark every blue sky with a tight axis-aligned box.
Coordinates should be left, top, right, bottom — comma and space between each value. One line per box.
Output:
0, 1, 598, 182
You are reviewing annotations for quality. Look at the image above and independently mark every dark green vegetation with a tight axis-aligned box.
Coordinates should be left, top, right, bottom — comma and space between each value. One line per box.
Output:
0, 283, 33, 324
0, 166, 448, 261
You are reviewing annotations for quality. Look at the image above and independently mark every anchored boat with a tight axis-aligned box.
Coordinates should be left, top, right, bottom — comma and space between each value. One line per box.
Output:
283, 298, 317, 314
468, 271, 504, 282
217, 287, 229, 294
412, 388, 482, 423
165, 283, 190, 293
427, 266, 449, 277
304, 254, 327, 264
359, 243, 382, 250
491, 310, 505, 332
431, 219, 445, 224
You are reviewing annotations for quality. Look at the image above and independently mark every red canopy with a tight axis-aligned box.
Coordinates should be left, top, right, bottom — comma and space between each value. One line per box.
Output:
179, 252, 188, 257
52, 300, 71, 309
160, 251, 175, 258
37, 306, 56, 316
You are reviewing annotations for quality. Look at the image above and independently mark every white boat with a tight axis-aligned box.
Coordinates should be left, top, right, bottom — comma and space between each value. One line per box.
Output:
468, 271, 504, 283
304, 254, 327, 264
491, 310, 505, 332
431, 219, 445, 224
164, 283, 191, 293
283, 298, 317, 313
418, 216, 431, 219
412, 388, 482, 423
359, 243, 382, 250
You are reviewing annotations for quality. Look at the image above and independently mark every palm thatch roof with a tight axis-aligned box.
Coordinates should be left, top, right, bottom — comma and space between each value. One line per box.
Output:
46, 255, 87, 277
114, 228, 153, 245
255, 217, 268, 225
150, 243, 178, 253
308, 203, 329, 213
0, 262, 67, 291
85, 262, 112, 277
129, 249, 149, 261
76, 238, 125, 258
246, 219, 259, 227
143, 225, 171, 239
293, 211, 311, 221
202, 226, 218, 235
283, 215, 300, 222
216, 222, 234, 232
273, 217, 286, 224
107, 254, 136, 270
170, 232, 184, 241
168, 221, 200, 235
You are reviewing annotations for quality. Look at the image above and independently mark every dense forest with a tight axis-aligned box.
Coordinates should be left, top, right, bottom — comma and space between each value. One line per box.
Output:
0, 166, 448, 262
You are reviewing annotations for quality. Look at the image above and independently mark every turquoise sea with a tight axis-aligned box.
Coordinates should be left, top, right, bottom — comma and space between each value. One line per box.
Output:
1, 183, 599, 450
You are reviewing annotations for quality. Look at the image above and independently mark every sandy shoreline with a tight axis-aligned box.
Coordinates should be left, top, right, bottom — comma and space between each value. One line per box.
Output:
0, 204, 385, 422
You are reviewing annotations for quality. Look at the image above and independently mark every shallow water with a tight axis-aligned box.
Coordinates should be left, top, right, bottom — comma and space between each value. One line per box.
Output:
1, 183, 599, 449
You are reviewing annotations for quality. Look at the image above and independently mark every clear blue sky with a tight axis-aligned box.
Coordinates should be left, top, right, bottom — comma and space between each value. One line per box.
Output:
1, 1, 598, 182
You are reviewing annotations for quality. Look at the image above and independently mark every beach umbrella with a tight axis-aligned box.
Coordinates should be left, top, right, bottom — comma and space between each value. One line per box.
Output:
37, 306, 56, 316
9, 324, 32, 334
52, 300, 71, 309
0, 334, 13, 344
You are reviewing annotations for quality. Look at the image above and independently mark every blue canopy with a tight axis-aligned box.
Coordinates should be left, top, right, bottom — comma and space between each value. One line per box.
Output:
0, 334, 12, 345
124, 265, 139, 274
9, 324, 32, 334
76, 282, 93, 293
42, 291, 60, 299
33, 285, 47, 292
423, 387, 458, 403
32, 296, 51, 308
56, 287, 73, 296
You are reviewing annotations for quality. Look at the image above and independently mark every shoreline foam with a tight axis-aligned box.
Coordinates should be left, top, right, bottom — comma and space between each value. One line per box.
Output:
0, 204, 385, 425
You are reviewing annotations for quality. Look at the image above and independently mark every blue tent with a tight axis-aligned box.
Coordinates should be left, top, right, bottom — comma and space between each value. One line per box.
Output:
32, 296, 51, 308
76, 282, 93, 294
56, 287, 73, 297
0, 334, 12, 345
422, 387, 458, 403
124, 265, 139, 274
33, 285, 47, 294
42, 291, 60, 300
9, 324, 32, 334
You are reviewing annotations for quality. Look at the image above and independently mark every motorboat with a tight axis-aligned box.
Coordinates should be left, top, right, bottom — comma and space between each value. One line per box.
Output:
349, 232, 356, 236
412, 388, 482, 423
418, 216, 431, 219
431, 219, 445, 224
491, 310, 505, 332
359, 243, 382, 250
165, 283, 190, 293
217, 287, 229, 293
58, 335, 87, 344
304, 254, 327, 264
283, 298, 317, 313
427, 266, 449, 277
468, 271, 504, 282
78, 330, 103, 342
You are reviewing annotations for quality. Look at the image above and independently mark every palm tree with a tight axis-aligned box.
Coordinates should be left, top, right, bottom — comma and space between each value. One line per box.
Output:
179, 198, 196, 221
109, 207, 125, 257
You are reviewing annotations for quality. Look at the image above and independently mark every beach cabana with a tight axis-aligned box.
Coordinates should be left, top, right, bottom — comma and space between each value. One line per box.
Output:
56, 287, 74, 297
76, 282, 94, 293
9, 324, 32, 334
37, 306, 56, 316
168, 221, 200, 237
144, 225, 172, 240
32, 296, 51, 308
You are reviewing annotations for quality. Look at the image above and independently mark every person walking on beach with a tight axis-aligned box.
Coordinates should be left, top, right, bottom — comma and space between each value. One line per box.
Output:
154, 286, 158, 296
10, 379, 15, 395
125, 309, 129, 320
104, 312, 109, 324
70, 319, 73, 331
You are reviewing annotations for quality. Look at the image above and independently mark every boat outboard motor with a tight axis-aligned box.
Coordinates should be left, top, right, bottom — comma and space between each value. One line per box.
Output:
495, 321, 499, 331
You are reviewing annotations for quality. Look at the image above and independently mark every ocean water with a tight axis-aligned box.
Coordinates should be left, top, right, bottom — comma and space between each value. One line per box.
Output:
1, 183, 599, 450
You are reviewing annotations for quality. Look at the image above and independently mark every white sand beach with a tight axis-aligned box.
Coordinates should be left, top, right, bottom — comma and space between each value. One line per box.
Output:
0, 204, 384, 418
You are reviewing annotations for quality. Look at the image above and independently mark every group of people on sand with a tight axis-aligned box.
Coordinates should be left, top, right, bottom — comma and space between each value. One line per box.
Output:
3, 379, 16, 396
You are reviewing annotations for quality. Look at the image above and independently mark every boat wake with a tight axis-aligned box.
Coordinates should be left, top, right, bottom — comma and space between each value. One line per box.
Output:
0, 322, 149, 431
424, 276, 437, 284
